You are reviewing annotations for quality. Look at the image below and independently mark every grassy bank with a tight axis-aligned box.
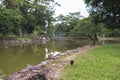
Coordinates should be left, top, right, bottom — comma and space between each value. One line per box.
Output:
61, 44, 120, 80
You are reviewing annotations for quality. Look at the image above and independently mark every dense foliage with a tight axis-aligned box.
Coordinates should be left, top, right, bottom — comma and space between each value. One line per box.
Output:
55, 0, 120, 45
71, 17, 108, 44
0, 0, 59, 39
55, 12, 81, 37
0, 0, 119, 40
0, 9, 22, 38
55, 13, 107, 44
84, 0, 120, 36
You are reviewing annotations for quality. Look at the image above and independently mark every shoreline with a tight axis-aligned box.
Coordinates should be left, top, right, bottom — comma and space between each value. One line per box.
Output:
7, 45, 98, 80
0, 37, 49, 45
99, 37, 120, 41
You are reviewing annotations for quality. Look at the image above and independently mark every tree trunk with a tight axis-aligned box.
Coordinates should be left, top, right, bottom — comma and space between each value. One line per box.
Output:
93, 33, 98, 45
0, 39, 2, 45
88, 34, 98, 45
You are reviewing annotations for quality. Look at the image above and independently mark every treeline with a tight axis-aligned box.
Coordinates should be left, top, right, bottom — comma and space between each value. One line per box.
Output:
0, 0, 120, 44
55, 0, 120, 45
0, 0, 59, 39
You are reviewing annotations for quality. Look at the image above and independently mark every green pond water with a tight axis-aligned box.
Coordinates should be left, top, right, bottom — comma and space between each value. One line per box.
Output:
0, 39, 120, 79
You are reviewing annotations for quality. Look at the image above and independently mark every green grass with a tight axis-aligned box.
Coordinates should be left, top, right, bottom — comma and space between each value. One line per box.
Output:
60, 44, 120, 80
16, 37, 30, 40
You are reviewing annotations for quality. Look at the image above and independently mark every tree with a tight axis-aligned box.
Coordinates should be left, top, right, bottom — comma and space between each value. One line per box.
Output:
0, 0, 59, 39
20, 0, 59, 39
71, 17, 107, 45
84, 0, 120, 30
0, 9, 23, 38
55, 12, 82, 36
2, 0, 24, 9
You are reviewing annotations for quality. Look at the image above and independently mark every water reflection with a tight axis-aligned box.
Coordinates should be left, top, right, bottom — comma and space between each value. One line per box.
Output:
0, 39, 119, 79
45, 48, 49, 59
0, 44, 46, 79
0, 71, 5, 80
45, 47, 60, 59
1, 39, 89, 78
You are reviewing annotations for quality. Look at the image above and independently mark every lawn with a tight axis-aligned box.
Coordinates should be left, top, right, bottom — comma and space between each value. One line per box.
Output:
60, 44, 120, 80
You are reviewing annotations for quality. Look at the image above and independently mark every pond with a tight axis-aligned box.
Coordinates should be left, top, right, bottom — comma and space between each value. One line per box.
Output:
0, 39, 120, 79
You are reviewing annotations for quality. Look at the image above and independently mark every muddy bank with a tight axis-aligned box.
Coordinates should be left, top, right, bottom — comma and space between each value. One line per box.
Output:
7, 45, 98, 80
0, 37, 49, 46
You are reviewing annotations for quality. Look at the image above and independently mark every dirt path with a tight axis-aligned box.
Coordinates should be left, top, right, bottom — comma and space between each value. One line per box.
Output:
45, 45, 98, 80
7, 45, 98, 80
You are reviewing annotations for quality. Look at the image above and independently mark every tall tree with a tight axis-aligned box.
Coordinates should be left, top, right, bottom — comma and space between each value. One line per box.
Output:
71, 17, 107, 45
84, 0, 120, 29
0, 9, 23, 38
1, 0, 59, 39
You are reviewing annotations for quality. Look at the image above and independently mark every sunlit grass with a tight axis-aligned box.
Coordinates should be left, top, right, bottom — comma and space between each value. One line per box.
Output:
61, 44, 120, 80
